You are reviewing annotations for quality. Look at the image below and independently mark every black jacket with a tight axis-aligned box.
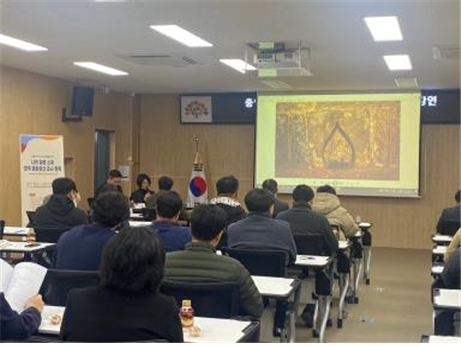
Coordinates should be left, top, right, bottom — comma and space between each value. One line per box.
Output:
276, 203, 339, 255
0, 293, 41, 341
436, 204, 461, 235
441, 248, 461, 289
60, 286, 183, 342
130, 189, 153, 203
273, 198, 289, 218
33, 195, 88, 230
227, 212, 297, 264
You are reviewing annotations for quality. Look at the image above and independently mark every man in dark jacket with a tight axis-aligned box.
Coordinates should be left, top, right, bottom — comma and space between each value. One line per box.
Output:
210, 175, 247, 248
33, 177, 88, 230
227, 188, 297, 264
153, 191, 191, 252
165, 204, 263, 319
435, 248, 461, 335
436, 190, 461, 236
277, 184, 338, 255
262, 179, 289, 217
54, 191, 129, 271
227, 188, 297, 336
95, 169, 123, 197
0, 293, 43, 340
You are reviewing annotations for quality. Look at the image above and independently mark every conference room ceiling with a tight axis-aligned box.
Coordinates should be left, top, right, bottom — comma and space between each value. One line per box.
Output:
0, 0, 459, 93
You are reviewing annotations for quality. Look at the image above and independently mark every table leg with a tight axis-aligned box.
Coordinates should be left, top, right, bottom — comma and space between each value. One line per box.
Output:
363, 246, 371, 285
287, 284, 302, 343
337, 273, 349, 328
318, 295, 331, 343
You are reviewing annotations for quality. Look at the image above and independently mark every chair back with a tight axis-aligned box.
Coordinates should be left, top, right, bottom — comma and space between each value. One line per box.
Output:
293, 233, 327, 256
142, 208, 157, 221
440, 220, 461, 236
40, 269, 100, 306
221, 247, 287, 277
160, 280, 240, 318
34, 227, 70, 243
0, 220, 5, 239
26, 211, 36, 226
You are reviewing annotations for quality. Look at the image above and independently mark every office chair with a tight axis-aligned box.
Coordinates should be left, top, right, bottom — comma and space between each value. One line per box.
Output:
160, 280, 240, 318
40, 269, 100, 306
34, 226, 70, 243
221, 247, 287, 277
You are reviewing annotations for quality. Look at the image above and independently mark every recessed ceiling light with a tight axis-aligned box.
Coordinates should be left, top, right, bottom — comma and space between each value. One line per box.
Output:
219, 59, 257, 74
0, 34, 48, 52
364, 16, 403, 41
73, 62, 128, 76
150, 25, 213, 47
383, 55, 412, 71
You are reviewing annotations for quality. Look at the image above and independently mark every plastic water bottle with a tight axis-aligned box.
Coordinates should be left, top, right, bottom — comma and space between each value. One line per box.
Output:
180, 299, 194, 328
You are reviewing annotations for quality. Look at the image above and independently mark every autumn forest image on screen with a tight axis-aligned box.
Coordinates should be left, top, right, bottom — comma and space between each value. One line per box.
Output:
275, 101, 401, 180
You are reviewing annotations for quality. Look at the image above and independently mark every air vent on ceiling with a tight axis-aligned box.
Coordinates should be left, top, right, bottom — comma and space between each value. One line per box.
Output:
395, 78, 419, 88
433, 45, 460, 60
261, 80, 293, 90
117, 53, 201, 67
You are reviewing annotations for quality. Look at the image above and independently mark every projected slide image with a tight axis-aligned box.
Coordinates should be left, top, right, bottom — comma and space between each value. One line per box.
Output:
275, 101, 401, 180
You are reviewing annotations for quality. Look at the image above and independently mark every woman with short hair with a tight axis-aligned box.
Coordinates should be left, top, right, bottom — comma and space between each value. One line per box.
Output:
60, 227, 183, 342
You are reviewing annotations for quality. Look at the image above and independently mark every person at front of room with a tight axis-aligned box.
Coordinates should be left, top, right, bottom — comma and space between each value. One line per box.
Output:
262, 178, 289, 217
313, 185, 360, 239
164, 204, 263, 319
95, 169, 123, 196
130, 173, 154, 204
153, 191, 192, 252
436, 190, 461, 236
33, 177, 88, 230
145, 176, 174, 209
53, 191, 130, 270
60, 227, 183, 342
0, 293, 44, 341
435, 247, 461, 336
209, 175, 247, 248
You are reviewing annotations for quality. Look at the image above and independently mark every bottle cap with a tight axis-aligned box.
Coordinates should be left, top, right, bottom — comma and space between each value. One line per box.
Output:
182, 299, 192, 307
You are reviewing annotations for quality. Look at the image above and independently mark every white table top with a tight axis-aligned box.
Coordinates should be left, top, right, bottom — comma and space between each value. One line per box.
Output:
358, 222, 372, 228
252, 275, 297, 298
129, 221, 153, 227
432, 234, 453, 243
0, 240, 54, 252
338, 240, 351, 250
3, 227, 30, 235
432, 246, 447, 255
431, 265, 444, 275
39, 306, 253, 343
433, 289, 461, 310
295, 255, 330, 267
427, 335, 461, 343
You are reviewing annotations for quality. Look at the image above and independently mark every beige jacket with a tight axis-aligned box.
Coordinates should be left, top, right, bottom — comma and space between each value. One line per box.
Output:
444, 228, 461, 262
313, 192, 360, 239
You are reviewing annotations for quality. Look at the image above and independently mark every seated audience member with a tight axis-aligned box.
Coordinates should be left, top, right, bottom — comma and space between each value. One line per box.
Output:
210, 175, 246, 248
444, 228, 461, 262
95, 169, 123, 196
262, 179, 289, 217
145, 176, 174, 209
436, 190, 461, 236
277, 185, 338, 255
33, 177, 88, 229
60, 227, 183, 342
54, 191, 130, 270
153, 191, 192, 252
165, 204, 263, 319
227, 188, 297, 264
0, 293, 44, 340
130, 173, 154, 204
313, 185, 360, 239
435, 248, 461, 335
210, 175, 247, 226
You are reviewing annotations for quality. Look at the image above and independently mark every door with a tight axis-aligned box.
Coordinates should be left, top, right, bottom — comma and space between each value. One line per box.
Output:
94, 130, 112, 193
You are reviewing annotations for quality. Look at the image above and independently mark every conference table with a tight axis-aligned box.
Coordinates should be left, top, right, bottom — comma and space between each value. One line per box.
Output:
38, 306, 260, 343
294, 254, 332, 343
432, 234, 453, 246
432, 246, 447, 263
432, 289, 461, 335
0, 240, 54, 254
421, 335, 461, 343
251, 275, 302, 343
